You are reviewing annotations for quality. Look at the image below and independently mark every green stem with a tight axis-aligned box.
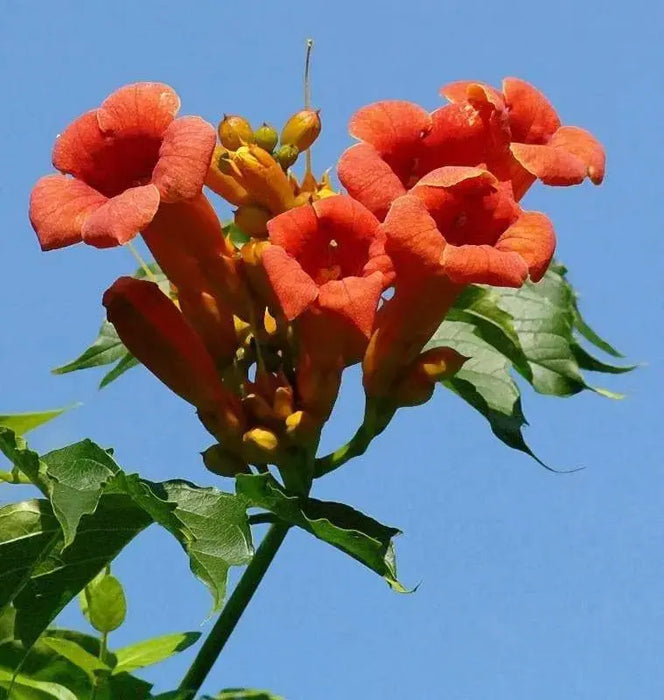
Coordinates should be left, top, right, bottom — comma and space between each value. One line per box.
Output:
314, 400, 396, 477
178, 522, 290, 697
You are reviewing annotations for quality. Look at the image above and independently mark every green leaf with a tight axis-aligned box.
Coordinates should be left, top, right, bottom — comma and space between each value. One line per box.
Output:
52, 322, 126, 375
39, 440, 120, 547
0, 608, 15, 647
0, 500, 60, 612
82, 574, 126, 634
10, 495, 150, 647
570, 342, 636, 375
448, 285, 532, 381
206, 689, 284, 700
99, 353, 139, 389
427, 319, 543, 464
0, 408, 69, 436
491, 266, 632, 397
0, 668, 78, 700
237, 473, 404, 590
113, 632, 200, 675
120, 478, 253, 610
572, 296, 623, 358
40, 637, 110, 680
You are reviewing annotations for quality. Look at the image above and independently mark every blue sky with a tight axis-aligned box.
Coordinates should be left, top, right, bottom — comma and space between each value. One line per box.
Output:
1, 1, 663, 698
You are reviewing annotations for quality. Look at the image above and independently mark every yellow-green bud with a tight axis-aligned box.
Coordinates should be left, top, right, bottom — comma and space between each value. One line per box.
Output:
253, 123, 278, 153
280, 109, 321, 151
218, 114, 254, 151
235, 205, 272, 238
202, 444, 248, 477
274, 144, 299, 170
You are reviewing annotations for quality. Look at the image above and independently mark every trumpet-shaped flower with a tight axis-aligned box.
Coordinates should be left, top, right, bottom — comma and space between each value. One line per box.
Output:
30, 82, 216, 250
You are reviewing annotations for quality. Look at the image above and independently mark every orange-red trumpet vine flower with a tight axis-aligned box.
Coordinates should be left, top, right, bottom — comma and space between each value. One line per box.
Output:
29, 82, 216, 250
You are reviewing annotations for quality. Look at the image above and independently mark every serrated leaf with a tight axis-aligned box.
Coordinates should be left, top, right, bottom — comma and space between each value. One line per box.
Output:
237, 473, 404, 590
427, 319, 543, 462
40, 440, 120, 546
11, 495, 150, 647
0, 408, 70, 436
448, 285, 532, 381
83, 574, 126, 634
0, 669, 78, 700
52, 322, 126, 375
113, 632, 200, 675
492, 266, 631, 397
99, 353, 139, 389
122, 479, 253, 610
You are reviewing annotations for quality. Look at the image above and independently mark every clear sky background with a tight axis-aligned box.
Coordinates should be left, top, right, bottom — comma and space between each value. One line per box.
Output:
1, 1, 663, 698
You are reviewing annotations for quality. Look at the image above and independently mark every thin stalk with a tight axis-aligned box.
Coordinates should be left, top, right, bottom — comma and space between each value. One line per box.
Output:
304, 38, 314, 174
178, 522, 290, 697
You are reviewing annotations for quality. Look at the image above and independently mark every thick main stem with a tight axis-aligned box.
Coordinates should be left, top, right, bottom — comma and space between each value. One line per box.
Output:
178, 522, 290, 697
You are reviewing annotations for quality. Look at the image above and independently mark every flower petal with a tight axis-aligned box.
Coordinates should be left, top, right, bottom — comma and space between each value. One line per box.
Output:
81, 184, 160, 248
337, 143, 407, 220
318, 273, 385, 339
267, 200, 319, 256
260, 245, 319, 320
97, 82, 180, 137
313, 195, 380, 246
495, 211, 556, 282
502, 78, 561, 144
349, 100, 431, 177
441, 243, 528, 287
440, 80, 505, 110
382, 194, 444, 273
52, 110, 107, 182
548, 126, 606, 185
152, 116, 217, 203
510, 142, 587, 185
29, 174, 106, 251
414, 165, 498, 191
417, 104, 494, 173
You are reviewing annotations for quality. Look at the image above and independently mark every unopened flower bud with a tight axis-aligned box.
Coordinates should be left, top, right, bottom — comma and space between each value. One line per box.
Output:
202, 444, 248, 477
280, 109, 321, 151
253, 123, 278, 153
231, 145, 296, 214
218, 114, 254, 151
274, 144, 299, 170
242, 427, 280, 463
234, 205, 272, 238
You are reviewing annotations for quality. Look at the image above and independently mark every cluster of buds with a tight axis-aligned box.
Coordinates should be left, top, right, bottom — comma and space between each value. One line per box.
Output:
28, 76, 605, 488
207, 108, 330, 241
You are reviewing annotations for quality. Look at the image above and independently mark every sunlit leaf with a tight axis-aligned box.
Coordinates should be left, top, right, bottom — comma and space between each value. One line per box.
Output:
0, 408, 70, 436
205, 690, 284, 700
113, 632, 200, 675
52, 322, 126, 376
81, 574, 126, 634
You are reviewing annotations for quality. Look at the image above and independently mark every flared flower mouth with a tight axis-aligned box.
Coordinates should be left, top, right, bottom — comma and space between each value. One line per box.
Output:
52, 83, 181, 197
382, 166, 556, 288
29, 82, 217, 250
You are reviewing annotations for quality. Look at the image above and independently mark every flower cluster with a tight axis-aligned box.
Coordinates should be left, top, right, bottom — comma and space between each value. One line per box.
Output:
29, 78, 604, 487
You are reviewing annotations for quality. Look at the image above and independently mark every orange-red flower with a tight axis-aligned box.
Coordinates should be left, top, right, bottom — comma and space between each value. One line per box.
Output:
260, 195, 392, 425
29, 82, 216, 250
338, 78, 605, 217
103, 276, 244, 445
261, 195, 392, 358
438, 78, 606, 199
363, 166, 556, 397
